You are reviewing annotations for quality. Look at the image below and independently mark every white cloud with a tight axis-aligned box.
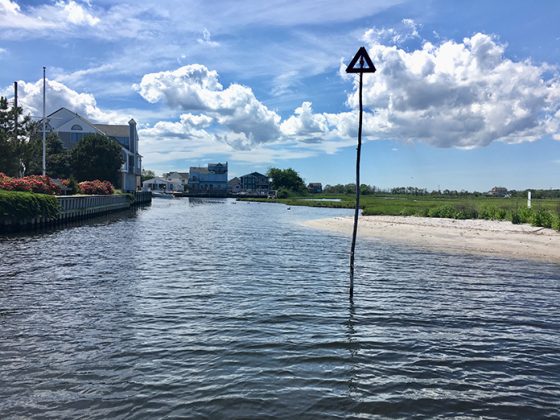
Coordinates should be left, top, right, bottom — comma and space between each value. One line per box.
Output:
0, 47, 6, 55
57, 0, 100, 26
3, 78, 129, 124
362, 18, 421, 46
0, 0, 100, 30
341, 32, 560, 148
136, 64, 282, 145
197, 28, 219, 48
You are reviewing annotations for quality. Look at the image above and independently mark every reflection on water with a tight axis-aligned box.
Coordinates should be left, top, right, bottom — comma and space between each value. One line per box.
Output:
1, 198, 559, 418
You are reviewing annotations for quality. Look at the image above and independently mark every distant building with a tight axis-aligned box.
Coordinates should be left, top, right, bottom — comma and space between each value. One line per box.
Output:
240, 172, 270, 195
188, 162, 228, 194
163, 171, 189, 192
228, 177, 241, 194
489, 186, 508, 197
44, 107, 142, 192
142, 177, 176, 192
308, 183, 323, 193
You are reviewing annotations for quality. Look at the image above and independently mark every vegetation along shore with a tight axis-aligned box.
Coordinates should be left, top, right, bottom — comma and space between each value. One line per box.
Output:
241, 189, 560, 231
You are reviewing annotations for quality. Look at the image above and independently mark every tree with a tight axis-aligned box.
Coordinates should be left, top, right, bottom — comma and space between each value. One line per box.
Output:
141, 169, 156, 183
0, 96, 33, 176
267, 167, 306, 193
71, 133, 123, 184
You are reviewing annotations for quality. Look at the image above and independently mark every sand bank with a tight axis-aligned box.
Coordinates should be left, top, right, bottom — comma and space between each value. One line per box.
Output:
303, 215, 560, 263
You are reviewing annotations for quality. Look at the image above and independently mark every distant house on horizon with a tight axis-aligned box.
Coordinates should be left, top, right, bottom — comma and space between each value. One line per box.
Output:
43, 107, 142, 192
228, 177, 241, 194
308, 182, 323, 193
239, 172, 270, 195
188, 162, 228, 194
488, 186, 508, 197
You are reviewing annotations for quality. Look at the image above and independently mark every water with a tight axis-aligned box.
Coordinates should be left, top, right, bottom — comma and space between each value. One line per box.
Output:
1, 198, 559, 418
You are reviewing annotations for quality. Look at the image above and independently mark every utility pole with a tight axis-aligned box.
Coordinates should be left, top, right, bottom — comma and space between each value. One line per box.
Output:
346, 47, 376, 298
42, 67, 46, 176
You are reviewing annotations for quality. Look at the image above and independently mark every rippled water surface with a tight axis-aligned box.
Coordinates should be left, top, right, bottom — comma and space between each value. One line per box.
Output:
1, 198, 559, 418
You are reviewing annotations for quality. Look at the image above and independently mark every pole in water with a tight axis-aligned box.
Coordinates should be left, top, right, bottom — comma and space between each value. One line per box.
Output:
345, 47, 376, 298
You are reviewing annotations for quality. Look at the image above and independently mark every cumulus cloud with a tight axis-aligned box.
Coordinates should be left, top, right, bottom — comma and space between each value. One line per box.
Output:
335, 32, 560, 148
362, 18, 421, 46
0, 0, 100, 31
136, 64, 282, 145
3, 78, 128, 123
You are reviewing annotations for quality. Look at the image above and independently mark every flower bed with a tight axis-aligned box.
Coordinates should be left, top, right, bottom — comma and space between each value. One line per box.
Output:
0, 173, 61, 195
78, 180, 114, 195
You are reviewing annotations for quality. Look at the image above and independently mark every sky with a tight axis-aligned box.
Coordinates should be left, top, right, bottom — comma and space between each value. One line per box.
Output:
1, 0, 559, 191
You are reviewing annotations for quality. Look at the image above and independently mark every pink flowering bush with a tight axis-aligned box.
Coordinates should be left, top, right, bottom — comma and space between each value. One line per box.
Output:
0, 173, 61, 195
78, 180, 114, 195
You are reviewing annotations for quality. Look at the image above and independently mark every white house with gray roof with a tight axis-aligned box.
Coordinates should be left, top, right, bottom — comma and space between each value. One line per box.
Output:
44, 107, 142, 192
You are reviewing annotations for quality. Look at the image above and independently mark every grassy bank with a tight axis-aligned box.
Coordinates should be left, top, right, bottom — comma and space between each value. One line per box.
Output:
0, 190, 60, 220
240, 194, 560, 230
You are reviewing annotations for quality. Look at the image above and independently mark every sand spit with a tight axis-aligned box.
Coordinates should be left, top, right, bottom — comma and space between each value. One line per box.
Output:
303, 215, 560, 263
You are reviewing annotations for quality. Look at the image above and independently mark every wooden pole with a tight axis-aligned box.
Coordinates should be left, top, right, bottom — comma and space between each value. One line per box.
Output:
349, 61, 364, 297
345, 47, 375, 299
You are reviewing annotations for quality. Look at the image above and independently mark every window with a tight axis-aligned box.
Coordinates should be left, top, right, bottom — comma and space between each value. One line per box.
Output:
71, 124, 83, 131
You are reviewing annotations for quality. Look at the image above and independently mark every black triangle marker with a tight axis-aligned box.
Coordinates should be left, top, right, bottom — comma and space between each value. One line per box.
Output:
346, 47, 376, 73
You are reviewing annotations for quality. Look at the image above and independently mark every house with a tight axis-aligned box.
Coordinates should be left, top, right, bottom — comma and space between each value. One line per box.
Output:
142, 177, 175, 192
488, 186, 508, 197
163, 171, 189, 192
239, 172, 270, 195
228, 177, 241, 194
308, 183, 323, 193
188, 162, 228, 194
44, 107, 142, 192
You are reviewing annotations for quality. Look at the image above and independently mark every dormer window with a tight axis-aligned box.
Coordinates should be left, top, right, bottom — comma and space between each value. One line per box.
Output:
71, 124, 83, 131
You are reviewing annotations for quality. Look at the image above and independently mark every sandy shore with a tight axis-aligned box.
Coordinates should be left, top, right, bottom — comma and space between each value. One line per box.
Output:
303, 215, 560, 263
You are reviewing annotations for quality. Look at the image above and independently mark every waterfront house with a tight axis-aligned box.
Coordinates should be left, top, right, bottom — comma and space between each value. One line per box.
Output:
228, 177, 241, 194
308, 183, 323, 193
142, 177, 177, 192
163, 172, 189, 192
239, 172, 270, 195
188, 162, 228, 194
43, 107, 142, 192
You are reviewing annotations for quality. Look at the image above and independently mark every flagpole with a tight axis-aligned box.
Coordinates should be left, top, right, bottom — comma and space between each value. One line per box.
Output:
42, 66, 46, 176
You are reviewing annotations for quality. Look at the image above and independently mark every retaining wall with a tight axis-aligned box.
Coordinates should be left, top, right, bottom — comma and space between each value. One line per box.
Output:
1, 192, 152, 233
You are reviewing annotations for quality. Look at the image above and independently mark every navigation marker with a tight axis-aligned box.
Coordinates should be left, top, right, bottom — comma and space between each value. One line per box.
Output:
346, 46, 376, 299
346, 47, 376, 74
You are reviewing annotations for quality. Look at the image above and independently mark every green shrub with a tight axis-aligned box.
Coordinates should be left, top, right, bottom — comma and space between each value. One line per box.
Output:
276, 188, 289, 199
0, 190, 60, 220
533, 208, 553, 228
455, 205, 478, 220
428, 205, 456, 218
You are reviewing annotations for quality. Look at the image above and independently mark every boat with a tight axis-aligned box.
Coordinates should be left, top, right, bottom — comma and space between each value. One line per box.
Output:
151, 191, 175, 199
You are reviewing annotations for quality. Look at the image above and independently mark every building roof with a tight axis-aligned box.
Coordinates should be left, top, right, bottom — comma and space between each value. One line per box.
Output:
241, 172, 267, 178
190, 167, 209, 174
94, 124, 130, 138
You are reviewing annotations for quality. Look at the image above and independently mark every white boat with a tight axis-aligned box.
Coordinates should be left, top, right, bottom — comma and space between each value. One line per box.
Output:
151, 191, 175, 199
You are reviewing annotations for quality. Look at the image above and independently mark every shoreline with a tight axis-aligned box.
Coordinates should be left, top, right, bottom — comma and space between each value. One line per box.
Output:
303, 215, 560, 263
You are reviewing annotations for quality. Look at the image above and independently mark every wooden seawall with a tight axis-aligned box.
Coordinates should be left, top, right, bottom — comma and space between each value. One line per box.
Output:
1, 191, 152, 233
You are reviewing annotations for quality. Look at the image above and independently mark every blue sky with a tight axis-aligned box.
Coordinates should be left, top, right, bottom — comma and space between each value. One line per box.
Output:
1, 0, 559, 191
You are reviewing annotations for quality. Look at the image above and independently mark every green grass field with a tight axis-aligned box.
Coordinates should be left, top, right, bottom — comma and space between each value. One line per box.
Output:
240, 194, 560, 230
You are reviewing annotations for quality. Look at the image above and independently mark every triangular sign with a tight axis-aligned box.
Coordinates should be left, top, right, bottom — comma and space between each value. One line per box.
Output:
346, 47, 376, 73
